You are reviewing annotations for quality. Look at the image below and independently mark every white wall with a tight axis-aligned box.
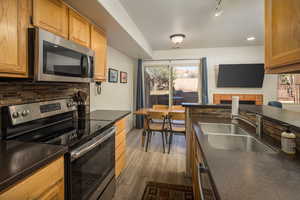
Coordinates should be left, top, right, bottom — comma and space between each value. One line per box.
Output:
152, 46, 278, 105
97, 0, 153, 57
90, 46, 137, 129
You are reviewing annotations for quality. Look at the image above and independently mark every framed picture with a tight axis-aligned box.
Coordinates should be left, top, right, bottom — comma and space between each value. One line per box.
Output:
108, 68, 118, 83
120, 71, 128, 83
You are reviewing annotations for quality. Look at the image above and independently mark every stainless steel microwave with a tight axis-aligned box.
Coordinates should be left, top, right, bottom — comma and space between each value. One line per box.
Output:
29, 28, 94, 83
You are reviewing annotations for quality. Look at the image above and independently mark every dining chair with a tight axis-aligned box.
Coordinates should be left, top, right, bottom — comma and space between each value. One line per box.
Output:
152, 105, 169, 123
152, 104, 169, 110
167, 111, 186, 153
144, 111, 168, 153
171, 105, 185, 110
170, 105, 185, 125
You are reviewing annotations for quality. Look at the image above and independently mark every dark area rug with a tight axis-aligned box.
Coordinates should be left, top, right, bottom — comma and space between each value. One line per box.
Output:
142, 181, 194, 200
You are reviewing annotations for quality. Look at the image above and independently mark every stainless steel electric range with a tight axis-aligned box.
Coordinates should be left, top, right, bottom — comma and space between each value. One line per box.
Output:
0, 99, 116, 200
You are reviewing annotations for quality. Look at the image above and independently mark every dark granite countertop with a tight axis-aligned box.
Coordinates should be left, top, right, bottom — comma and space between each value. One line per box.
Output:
0, 140, 67, 192
182, 103, 300, 129
88, 110, 131, 122
192, 117, 300, 200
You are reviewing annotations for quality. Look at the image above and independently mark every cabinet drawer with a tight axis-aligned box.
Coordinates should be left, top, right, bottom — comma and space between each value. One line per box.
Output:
115, 154, 125, 178
115, 140, 125, 160
0, 157, 64, 200
115, 129, 126, 148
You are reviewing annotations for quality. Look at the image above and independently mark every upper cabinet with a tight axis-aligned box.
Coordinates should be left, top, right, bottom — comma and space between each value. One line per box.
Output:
0, 0, 29, 78
33, 0, 69, 38
91, 26, 107, 81
265, 0, 300, 73
69, 9, 91, 48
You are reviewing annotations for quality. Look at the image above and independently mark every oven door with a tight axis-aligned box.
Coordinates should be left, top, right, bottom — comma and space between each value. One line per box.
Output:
33, 28, 94, 83
70, 126, 116, 200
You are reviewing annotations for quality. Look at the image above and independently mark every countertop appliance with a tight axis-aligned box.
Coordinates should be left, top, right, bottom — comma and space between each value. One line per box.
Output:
1, 99, 116, 200
29, 28, 95, 83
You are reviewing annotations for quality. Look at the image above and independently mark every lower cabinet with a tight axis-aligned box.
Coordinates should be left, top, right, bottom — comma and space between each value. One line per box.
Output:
115, 116, 129, 178
190, 129, 216, 200
0, 157, 64, 200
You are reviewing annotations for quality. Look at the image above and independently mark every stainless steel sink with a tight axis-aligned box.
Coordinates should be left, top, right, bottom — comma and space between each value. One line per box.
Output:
206, 135, 277, 153
200, 123, 248, 136
199, 123, 277, 154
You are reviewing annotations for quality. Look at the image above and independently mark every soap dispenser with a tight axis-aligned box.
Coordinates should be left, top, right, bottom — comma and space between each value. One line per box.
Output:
281, 125, 296, 154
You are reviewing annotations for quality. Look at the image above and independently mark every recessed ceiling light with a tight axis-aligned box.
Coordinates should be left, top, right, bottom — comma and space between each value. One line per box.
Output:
170, 34, 186, 44
247, 36, 256, 41
214, 10, 223, 17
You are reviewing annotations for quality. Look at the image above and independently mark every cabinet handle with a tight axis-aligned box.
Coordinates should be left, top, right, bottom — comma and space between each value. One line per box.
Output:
198, 163, 208, 200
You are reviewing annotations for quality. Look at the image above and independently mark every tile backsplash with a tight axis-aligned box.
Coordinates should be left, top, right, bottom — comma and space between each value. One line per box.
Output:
0, 80, 90, 111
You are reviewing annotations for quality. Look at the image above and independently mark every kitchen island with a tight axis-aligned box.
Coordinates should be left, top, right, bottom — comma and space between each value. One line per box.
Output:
183, 104, 300, 200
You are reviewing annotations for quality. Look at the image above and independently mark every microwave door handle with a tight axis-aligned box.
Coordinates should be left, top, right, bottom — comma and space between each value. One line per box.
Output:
80, 56, 85, 77
86, 56, 92, 77
71, 127, 115, 161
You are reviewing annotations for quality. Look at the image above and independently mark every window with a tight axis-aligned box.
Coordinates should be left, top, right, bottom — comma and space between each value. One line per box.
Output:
172, 65, 199, 105
144, 64, 200, 108
144, 65, 170, 107
278, 74, 300, 104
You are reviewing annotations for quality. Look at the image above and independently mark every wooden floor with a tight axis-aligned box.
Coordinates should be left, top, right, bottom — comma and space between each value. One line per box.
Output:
113, 129, 191, 200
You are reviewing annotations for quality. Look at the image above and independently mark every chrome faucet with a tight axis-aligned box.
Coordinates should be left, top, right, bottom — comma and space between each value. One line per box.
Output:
232, 114, 263, 138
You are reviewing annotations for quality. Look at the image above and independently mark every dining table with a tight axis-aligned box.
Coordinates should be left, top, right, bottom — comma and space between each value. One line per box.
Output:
134, 108, 185, 147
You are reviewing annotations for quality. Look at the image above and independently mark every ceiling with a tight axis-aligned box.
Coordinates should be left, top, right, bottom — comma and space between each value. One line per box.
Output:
119, 0, 264, 50
64, 0, 152, 58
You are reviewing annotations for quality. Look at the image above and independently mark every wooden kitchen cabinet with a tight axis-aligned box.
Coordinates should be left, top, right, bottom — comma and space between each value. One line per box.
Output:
0, 157, 64, 200
115, 116, 129, 178
91, 26, 107, 82
0, 0, 29, 78
190, 128, 216, 200
33, 0, 69, 38
69, 9, 91, 47
265, 0, 300, 73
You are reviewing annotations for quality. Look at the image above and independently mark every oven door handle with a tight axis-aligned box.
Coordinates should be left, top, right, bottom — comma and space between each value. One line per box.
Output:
71, 126, 115, 161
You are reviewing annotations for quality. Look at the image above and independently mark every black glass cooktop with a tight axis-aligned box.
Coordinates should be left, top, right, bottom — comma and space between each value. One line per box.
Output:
13, 119, 114, 148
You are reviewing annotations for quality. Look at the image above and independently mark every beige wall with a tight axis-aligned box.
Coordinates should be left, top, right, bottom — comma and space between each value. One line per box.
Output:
90, 46, 137, 128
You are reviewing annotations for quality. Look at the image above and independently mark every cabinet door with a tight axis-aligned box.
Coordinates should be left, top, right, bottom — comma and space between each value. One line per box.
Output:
91, 26, 107, 81
0, 0, 29, 78
33, 0, 68, 38
38, 180, 64, 200
69, 9, 91, 47
0, 157, 64, 200
265, 0, 300, 73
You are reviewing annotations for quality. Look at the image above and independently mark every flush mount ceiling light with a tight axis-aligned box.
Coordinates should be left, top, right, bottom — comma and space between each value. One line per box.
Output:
247, 36, 256, 41
170, 34, 186, 45
214, 0, 223, 17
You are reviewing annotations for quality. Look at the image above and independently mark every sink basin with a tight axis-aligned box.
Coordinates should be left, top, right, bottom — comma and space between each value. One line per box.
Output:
206, 135, 276, 153
199, 123, 277, 153
199, 123, 248, 136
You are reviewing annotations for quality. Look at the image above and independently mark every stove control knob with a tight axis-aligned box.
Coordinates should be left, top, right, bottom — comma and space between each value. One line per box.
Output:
21, 110, 29, 117
12, 112, 19, 118
67, 103, 72, 107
